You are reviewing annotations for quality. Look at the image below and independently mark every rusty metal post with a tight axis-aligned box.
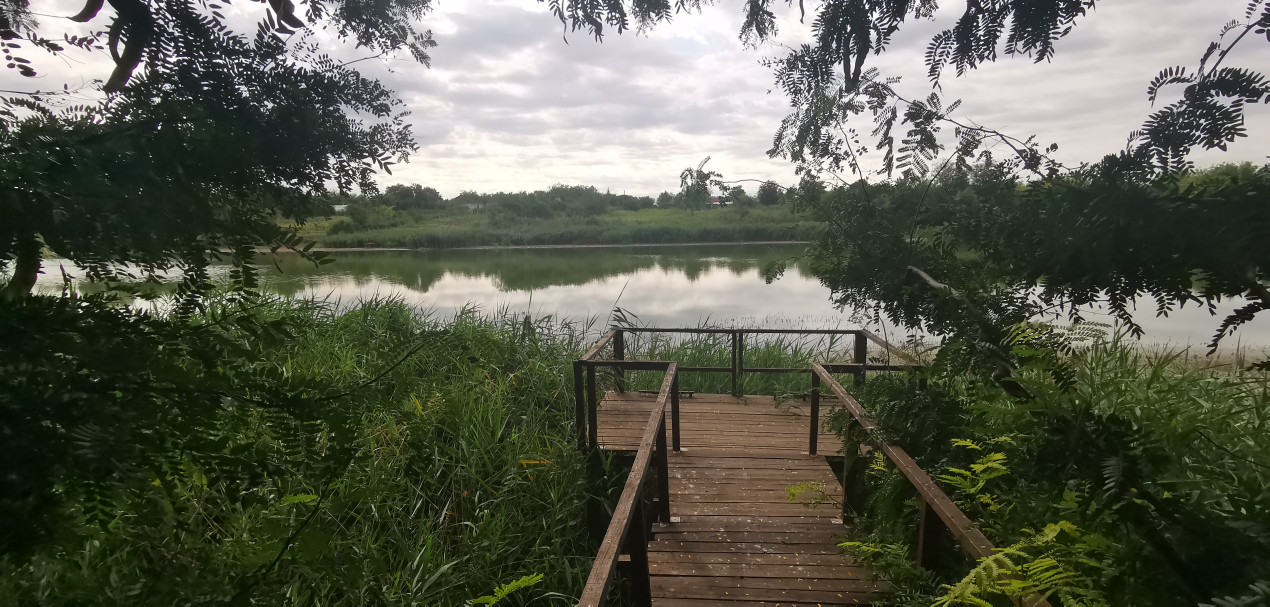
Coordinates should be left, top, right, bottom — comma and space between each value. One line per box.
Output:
613, 330, 626, 392
915, 498, 939, 570
730, 331, 739, 397
809, 371, 820, 455
627, 498, 652, 606
573, 361, 586, 451
670, 371, 681, 452
655, 414, 671, 524
586, 363, 598, 450
853, 333, 867, 386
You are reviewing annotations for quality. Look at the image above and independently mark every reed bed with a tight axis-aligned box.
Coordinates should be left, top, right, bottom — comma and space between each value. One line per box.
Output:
2, 299, 600, 605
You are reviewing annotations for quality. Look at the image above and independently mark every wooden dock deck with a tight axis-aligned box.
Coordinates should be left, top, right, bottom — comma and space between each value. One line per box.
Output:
597, 392, 887, 605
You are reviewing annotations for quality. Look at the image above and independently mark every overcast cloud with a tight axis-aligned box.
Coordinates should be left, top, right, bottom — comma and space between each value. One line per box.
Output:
7, 0, 1269, 197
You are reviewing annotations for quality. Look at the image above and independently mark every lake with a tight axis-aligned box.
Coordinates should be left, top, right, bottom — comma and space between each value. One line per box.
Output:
32, 243, 1270, 348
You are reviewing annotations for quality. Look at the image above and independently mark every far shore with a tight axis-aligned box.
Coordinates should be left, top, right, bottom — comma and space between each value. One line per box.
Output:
263, 240, 811, 253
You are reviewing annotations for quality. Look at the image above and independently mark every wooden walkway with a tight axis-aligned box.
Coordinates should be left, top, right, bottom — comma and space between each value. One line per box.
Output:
597, 392, 888, 605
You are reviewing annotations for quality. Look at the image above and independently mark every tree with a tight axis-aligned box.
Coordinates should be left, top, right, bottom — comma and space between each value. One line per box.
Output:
0, 0, 435, 560
757, 180, 781, 206
382, 184, 444, 211
545, 1, 1270, 346
679, 156, 722, 211
656, 191, 674, 207
0, 0, 433, 300
726, 185, 754, 207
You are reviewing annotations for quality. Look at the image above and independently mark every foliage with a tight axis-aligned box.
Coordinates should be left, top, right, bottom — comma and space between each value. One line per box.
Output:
757, 180, 782, 206
839, 537, 941, 607
796, 159, 1270, 379
319, 203, 816, 248
838, 331, 1270, 605
382, 184, 445, 211
936, 439, 1012, 513
469, 573, 545, 605
935, 521, 1110, 607
0, 297, 594, 604
540, 1, 1270, 358
678, 157, 724, 212
0, 0, 430, 299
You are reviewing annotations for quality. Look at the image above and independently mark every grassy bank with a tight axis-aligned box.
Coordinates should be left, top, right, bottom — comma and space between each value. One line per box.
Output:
314, 206, 820, 249
1, 298, 598, 604
832, 331, 1270, 606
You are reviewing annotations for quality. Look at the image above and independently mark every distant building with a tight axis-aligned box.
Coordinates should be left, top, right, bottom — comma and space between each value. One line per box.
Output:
708, 196, 730, 209
332, 204, 349, 214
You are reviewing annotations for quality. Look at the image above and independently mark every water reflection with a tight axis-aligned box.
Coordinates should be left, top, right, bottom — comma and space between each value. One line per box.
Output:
30, 244, 1270, 346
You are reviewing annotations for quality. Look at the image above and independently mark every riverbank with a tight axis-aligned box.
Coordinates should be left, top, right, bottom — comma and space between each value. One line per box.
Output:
309, 206, 821, 249
293, 240, 810, 253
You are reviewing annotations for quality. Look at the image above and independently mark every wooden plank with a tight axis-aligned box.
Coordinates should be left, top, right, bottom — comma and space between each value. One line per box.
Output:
583, 389, 911, 607
648, 540, 842, 555
858, 328, 923, 366
669, 469, 837, 481
647, 551, 856, 567
673, 503, 840, 517
648, 530, 844, 543
579, 330, 615, 361
650, 576, 886, 601
649, 561, 869, 580
652, 600, 865, 607
650, 517, 844, 532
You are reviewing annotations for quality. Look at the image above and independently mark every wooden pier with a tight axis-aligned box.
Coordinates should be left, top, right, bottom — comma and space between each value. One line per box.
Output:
597, 392, 879, 605
573, 328, 1050, 607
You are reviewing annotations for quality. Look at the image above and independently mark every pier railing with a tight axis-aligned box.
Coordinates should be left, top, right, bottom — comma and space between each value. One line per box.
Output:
811, 363, 1053, 607
576, 362, 677, 607
574, 327, 1051, 607
573, 327, 920, 453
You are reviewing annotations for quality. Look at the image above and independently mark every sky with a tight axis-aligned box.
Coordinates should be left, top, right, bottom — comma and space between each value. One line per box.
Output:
8, 0, 1270, 197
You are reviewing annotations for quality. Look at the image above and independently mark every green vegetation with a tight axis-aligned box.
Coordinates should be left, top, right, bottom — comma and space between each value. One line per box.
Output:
0, 296, 595, 604
316, 184, 814, 249
829, 328, 1270, 606
0, 0, 428, 301
259, 244, 806, 296
617, 329, 856, 396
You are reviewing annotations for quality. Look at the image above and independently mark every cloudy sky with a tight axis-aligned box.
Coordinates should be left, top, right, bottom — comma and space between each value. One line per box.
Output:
9, 0, 1270, 197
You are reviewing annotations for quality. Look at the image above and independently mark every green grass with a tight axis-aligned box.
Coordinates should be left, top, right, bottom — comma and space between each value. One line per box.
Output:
315, 206, 820, 249
834, 332, 1270, 606
615, 330, 859, 397
1, 299, 600, 605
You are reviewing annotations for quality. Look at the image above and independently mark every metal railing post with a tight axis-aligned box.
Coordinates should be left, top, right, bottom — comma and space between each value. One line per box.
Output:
655, 413, 671, 524
670, 371, 681, 452
613, 330, 626, 392
586, 364, 598, 450
915, 497, 935, 570
737, 331, 745, 395
628, 498, 652, 606
730, 331, 739, 397
573, 361, 586, 451
853, 332, 868, 386
809, 371, 820, 455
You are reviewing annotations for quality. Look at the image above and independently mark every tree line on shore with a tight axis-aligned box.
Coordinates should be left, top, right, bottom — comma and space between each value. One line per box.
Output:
325, 180, 788, 233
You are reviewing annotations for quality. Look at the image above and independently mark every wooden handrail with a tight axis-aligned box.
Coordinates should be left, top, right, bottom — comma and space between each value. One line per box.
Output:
812, 363, 992, 556
577, 363, 677, 607
809, 363, 1053, 607
618, 327, 862, 335
580, 329, 617, 361
858, 328, 923, 366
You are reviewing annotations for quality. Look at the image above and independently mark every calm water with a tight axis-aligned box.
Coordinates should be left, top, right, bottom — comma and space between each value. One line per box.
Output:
32, 244, 1270, 347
